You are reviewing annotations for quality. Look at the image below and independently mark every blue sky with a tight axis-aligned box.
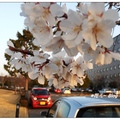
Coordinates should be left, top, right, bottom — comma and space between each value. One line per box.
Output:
0, 2, 119, 76
0, 2, 77, 76
0, 2, 25, 75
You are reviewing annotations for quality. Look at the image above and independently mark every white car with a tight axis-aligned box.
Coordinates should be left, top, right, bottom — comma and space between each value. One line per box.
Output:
40, 96, 120, 118
62, 88, 71, 94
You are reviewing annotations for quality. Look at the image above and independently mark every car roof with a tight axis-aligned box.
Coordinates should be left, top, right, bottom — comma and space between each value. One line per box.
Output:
60, 96, 120, 107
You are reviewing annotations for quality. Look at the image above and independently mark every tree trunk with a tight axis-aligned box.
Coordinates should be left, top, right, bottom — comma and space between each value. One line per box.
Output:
1, 77, 5, 88
25, 77, 29, 100
25, 77, 29, 91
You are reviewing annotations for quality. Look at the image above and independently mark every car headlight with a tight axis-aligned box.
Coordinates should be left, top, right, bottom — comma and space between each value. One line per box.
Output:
48, 96, 51, 101
33, 96, 37, 100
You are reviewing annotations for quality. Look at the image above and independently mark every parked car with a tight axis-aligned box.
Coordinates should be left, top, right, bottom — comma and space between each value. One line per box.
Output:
54, 89, 62, 94
62, 87, 71, 94
85, 88, 93, 93
40, 96, 120, 118
49, 87, 55, 93
92, 89, 100, 94
112, 88, 120, 95
29, 87, 53, 108
77, 88, 85, 92
99, 88, 113, 95
71, 87, 77, 92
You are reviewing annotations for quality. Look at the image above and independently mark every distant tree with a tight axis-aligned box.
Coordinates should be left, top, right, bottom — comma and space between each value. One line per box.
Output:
0, 76, 7, 88
108, 77, 120, 89
92, 77, 106, 90
81, 74, 91, 89
4, 29, 40, 92
108, 81, 118, 88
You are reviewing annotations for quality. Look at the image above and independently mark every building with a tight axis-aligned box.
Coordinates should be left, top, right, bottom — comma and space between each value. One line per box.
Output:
86, 34, 120, 86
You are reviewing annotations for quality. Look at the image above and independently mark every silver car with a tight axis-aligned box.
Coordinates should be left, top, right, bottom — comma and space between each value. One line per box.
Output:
40, 96, 120, 118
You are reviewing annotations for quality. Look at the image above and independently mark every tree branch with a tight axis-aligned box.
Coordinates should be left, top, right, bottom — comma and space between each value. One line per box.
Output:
116, 20, 120, 25
8, 46, 34, 56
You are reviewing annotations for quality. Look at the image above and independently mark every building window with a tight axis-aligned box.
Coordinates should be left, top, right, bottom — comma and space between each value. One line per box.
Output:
103, 68, 106, 72
114, 66, 117, 69
114, 74, 117, 77
110, 67, 113, 70
106, 75, 109, 78
106, 68, 109, 71
110, 75, 112, 78
118, 65, 120, 69
118, 48, 120, 52
118, 39, 120, 44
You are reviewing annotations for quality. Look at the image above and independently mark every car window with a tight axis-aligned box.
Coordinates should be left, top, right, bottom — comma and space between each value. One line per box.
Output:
56, 101, 70, 118
76, 106, 120, 118
47, 100, 61, 117
33, 89, 49, 95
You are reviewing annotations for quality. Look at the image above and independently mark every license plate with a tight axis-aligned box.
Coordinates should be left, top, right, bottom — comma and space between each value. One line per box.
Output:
40, 101, 45, 105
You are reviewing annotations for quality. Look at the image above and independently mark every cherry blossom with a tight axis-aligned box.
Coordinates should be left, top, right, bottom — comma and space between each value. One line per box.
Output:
50, 3, 67, 17
38, 73, 45, 85
5, 2, 120, 89
28, 62, 41, 80
82, 20, 116, 50
30, 50, 50, 64
71, 57, 87, 78
31, 17, 53, 45
42, 37, 65, 54
42, 62, 59, 79
60, 9, 87, 46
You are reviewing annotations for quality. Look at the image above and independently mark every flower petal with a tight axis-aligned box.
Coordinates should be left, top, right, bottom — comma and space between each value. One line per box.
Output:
104, 53, 112, 64
50, 4, 65, 17
28, 71, 39, 79
7, 41, 14, 47
104, 9, 119, 22
38, 75, 45, 85
98, 32, 113, 48
64, 45, 78, 56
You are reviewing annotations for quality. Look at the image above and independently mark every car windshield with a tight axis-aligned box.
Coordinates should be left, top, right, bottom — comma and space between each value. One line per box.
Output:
33, 89, 49, 95
77, 106, 120, 118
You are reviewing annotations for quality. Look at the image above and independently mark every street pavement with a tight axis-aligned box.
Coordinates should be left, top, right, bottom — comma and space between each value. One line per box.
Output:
0, 89, 28, 118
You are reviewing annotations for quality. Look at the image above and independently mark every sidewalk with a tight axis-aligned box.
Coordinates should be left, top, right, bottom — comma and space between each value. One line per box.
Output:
0, 89, 28, 118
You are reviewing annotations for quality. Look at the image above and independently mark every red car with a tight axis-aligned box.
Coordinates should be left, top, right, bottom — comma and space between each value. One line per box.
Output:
30, 87, 53, 108
54, 88, 62, 93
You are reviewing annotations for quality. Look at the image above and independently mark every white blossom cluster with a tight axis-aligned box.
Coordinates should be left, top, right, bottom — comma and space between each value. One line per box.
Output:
5, 2, 120, 88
